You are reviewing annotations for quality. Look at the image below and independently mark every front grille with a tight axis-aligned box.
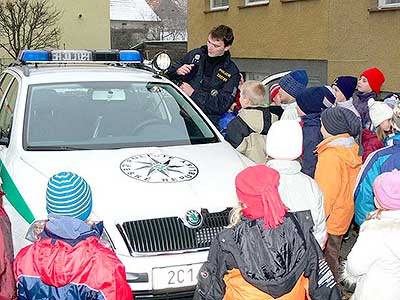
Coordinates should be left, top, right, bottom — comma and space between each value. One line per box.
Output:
122, 209, 230, 253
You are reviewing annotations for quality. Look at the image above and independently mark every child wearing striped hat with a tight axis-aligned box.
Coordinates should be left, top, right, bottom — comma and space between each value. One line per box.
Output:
14, 172, 132, 300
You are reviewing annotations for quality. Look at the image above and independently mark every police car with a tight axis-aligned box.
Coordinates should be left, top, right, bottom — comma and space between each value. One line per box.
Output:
0, 49, 251, 299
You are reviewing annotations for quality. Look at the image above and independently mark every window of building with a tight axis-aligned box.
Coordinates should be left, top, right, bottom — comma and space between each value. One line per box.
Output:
378, 0, 400, 7
245, 0, 269, 5
210, 0, 229, 10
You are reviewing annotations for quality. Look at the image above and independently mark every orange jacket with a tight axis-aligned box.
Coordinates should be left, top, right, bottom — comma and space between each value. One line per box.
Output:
315, 134, 362, 235
224, 269, 310, 300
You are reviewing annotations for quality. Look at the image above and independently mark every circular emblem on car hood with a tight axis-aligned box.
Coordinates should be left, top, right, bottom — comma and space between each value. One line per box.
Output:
120, 154, 198, 183
184, 209, 203, 228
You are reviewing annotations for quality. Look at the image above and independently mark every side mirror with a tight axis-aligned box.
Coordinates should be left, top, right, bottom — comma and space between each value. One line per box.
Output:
0, 128, 9, 146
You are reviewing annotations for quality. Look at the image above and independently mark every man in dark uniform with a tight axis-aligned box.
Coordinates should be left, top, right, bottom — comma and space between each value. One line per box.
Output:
167, 25, 240, 128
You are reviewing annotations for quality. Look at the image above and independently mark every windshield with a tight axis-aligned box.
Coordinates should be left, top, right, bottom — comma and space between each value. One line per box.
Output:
24, 81, 219, 150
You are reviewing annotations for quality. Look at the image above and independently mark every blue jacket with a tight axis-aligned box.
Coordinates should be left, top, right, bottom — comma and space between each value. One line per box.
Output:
167, 46, 240, 127
354, 139, 400, 225
301, 113, 323, 178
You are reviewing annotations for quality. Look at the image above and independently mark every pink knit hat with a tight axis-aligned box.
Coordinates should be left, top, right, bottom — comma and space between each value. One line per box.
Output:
373, 170, 400, 210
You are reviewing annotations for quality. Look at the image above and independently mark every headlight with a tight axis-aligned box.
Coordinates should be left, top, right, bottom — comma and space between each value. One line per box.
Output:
152, 52, 171, 71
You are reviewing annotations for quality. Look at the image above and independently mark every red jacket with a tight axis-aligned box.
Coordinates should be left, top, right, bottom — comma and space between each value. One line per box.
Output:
14, 217, 132, 300
362, 129, 384, 163
0, 198, 17, 300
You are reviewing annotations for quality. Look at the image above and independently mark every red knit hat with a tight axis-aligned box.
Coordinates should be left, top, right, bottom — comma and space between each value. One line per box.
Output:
361, 67, 385, 94
235, 165, 287, 229
269, 83, 280, 103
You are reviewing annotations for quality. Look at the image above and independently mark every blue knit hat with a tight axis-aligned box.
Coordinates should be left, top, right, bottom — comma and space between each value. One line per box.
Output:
279, 70, 308, 98
46, 172, 93, 221
297, 86, 333, 115
333, 76, 357, 100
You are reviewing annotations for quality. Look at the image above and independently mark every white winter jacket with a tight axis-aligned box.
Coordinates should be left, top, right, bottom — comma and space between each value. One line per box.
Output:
280, 102, 299, 121
267, 159, 327, 247
344, 210, 400, 300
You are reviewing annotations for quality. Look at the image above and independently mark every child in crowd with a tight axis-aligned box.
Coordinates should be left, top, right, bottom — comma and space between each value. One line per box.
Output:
383, 93, 399, 109
268, 83, 284, 122
0, 190, 16, 300
295, 86, 336, 178
354, 102, 400, 226
266, 120, 327, 247
14, 172, 132, 300
361, 99, 393, 161
353, 67, 385, 128
343, 170, 400, 300
332, 76, 360, 118
314, 106, 362, 282
278, 70, 308, 120
225, 80, 271, 164
385, 100, 400, 146
194, 165, 341, 300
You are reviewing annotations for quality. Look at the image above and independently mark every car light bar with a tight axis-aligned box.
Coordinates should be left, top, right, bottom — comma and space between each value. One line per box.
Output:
18, 49, 143, 63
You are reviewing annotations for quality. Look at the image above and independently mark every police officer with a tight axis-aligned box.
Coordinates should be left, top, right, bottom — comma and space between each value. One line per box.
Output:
167, 25, 240, 128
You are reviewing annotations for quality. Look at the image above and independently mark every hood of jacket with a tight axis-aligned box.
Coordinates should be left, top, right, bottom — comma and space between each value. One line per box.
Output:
267, 159, 302, 175
32, 216, 103, 287
218, 211, 314, 298
238, 105, 271, 134
316, 134, 361, 168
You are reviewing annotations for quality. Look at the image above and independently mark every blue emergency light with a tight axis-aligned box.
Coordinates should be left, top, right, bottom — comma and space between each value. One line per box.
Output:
18, 50, 143, 63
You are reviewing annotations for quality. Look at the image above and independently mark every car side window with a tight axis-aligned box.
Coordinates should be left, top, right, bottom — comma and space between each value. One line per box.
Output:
0, 73, 13, 100
0, 79, 18, 143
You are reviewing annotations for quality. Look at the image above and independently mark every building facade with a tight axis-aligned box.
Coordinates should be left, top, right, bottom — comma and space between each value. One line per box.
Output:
188, 0, 400, 93
53, 0, 110, 50
0, 0, 110, 67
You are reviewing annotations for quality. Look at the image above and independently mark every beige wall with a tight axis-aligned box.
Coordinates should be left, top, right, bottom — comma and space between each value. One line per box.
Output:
53, 0, 110, 49
188, 0, 400, 92
0, 0, 110, 61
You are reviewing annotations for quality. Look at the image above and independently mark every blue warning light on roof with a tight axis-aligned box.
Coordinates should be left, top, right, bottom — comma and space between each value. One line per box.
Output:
18, 49, 143, 63
119, 50, 143, 63
19, 50, 50, 62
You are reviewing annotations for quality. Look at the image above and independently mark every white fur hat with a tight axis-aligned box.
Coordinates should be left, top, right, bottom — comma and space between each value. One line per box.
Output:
368, 99, 393, 128
266, 120, 303, 160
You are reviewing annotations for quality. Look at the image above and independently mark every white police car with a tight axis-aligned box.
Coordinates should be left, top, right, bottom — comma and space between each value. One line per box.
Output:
0, 49, 251, 299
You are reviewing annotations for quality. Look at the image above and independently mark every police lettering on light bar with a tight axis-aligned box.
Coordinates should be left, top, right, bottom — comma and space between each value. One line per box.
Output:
18, 50, 143, 63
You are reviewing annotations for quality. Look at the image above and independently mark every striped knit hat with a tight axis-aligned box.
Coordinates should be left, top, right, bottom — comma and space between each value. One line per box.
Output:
46, 172, 92, 221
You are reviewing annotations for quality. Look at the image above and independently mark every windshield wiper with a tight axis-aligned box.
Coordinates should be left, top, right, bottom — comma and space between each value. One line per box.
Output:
25, 145, 96, 151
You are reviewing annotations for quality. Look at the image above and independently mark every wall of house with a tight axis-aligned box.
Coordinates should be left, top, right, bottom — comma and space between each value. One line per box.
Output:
52, 0, 110, 49
188, 0, 400, 92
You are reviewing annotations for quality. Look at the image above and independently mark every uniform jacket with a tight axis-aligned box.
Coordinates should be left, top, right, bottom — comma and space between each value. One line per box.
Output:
0, 199, 16, 300
343, 210, 400, 300
354, 139, 400, 225
301, 113, 323, 178
14, 215, 132, 300
267, 159, 327, 247
361, 128, 383, 163
315, 134, 362, 235
168, 46, 240, 126
193, 211, 341, 300
225, 105, 271, 164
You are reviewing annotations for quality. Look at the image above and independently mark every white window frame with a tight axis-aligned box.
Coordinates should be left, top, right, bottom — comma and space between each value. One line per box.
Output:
210, 0, 229, 10
245, 0, 269, 6
378, 0, 400, 8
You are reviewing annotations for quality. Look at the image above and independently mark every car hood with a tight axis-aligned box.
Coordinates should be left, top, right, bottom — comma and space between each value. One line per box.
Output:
16, 142, 249, 223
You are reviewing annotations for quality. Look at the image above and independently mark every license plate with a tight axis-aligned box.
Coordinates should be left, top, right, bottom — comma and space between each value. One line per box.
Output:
51, 50, 92, 61
152, 263, 203, 290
